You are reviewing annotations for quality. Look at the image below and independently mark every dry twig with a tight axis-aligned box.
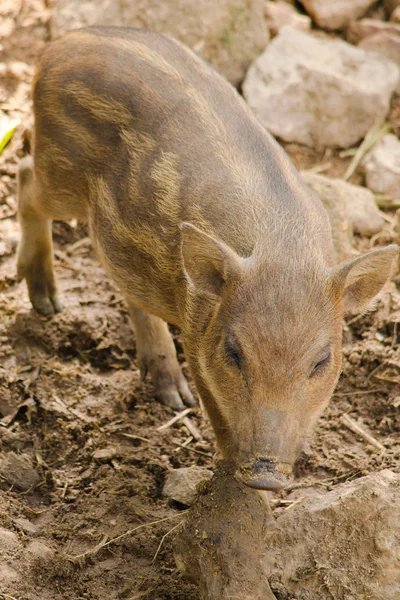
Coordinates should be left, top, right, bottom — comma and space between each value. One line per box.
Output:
283, 496, 306, 511
374, 194, 400, 209
174, 436, 193, 452
52, 395, 93, 424
61, 482, 68, 499
344, 121, 390, 181
54, 250, 81, 272
390, 321, 398, 349
340, 414, 385, 452
67, 236, 92, 255
156, 408, 193, 431
285, 471, 359, 492
65, 513, 186, 562
171, 440, 213, 458
182, 416, 202, 441
152, 520, 184, 563
333, 388, 384, 397
115, 432, 152, 444
301, 162, 331, 175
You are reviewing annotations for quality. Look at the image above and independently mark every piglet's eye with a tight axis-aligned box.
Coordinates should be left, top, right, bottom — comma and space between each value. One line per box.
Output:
224, 339, 242, 369
310, 351, 331, 377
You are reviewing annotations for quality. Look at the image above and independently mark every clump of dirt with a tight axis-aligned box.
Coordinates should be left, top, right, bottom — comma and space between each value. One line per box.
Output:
0, 2, 400, 600
174, 460, 275, 600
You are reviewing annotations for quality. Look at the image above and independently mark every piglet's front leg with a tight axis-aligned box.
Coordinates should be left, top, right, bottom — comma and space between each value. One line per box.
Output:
127, 304, 195, 410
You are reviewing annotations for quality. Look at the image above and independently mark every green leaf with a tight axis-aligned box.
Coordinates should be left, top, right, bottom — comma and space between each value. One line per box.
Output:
0, 115, 21, 155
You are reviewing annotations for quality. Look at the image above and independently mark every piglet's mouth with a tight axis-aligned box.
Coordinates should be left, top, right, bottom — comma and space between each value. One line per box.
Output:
235, 458, 293, 491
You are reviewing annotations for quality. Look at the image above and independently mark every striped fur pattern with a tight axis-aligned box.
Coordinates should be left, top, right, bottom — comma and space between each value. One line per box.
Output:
18, 27, 398, 489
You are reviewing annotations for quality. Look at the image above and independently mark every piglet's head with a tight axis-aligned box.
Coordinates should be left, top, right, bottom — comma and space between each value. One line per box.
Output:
180, 222, 398, 490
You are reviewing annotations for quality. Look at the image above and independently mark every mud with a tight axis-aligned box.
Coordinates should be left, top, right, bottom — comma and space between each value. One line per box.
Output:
174, 460, 274, 600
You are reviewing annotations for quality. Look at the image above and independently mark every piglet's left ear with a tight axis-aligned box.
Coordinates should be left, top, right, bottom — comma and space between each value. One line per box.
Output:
180, 222, 244, 298
333, 244, 399, 314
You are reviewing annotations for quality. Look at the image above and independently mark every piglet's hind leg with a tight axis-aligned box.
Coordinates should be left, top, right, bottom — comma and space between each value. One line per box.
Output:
17, 156, 61, 316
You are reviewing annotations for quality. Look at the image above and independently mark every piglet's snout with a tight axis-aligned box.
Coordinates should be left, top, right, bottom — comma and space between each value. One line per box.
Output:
236, 457, 293, 491
233, 407, 303, 490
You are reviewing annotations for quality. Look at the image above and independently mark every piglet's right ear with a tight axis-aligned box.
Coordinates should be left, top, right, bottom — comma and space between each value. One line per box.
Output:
333, 244, 399, 314
180, 223, 243, 297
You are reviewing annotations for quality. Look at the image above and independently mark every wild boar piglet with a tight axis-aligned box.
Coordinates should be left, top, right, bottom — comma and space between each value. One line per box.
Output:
17, 27, 399, 489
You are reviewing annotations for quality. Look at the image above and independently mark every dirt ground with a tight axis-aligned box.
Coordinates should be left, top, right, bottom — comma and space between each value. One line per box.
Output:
0, 2, 400, 600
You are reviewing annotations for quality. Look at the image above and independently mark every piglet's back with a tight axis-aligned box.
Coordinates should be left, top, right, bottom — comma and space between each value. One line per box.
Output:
32, 27, 333, 263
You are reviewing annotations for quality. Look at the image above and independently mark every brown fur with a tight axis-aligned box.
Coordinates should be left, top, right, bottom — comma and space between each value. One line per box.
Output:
18, 27, 399, 489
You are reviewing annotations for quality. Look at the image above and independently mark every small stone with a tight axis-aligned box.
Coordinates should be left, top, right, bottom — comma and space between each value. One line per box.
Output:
92, 446, 119, 462
348, 351, 362, 365
359, 32, 400, 67
330, 179, 384, 236
0, 452, 40, 491
24, 540, 54, 561
391, 6, 400, 22
362, 133, 400, 199
264, 1, 311, 37
13, 517, 41, 537
306, 175, 385, 241
301, 171, 385, 246
163, 466, 214, 506
0, 527, 20, 552
300, 440, 314, 460
243, 27, 399, 149
299, 0, 378, 31
385, 0, 400, 18
301, 172, 354, 260
0, 563, 21, 586
347, 18, 400, 45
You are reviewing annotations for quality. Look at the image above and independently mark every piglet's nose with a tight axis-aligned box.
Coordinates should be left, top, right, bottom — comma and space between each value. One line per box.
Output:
236, 457, 293, 491
256, 457, 277, 469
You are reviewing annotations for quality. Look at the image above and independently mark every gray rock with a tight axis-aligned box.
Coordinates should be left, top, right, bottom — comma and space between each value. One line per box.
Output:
0, 527, 20, 553
303, 172, 385, 239
24, 540, 54, 561
263, 470, 400, 600
163, 466, 214, 506
301, 172, 354, 260
0, 563, 21, 586
385, 0, 400, 18
359, 31, 400, 67
13, 517, 41, 537
362, 134, 400, 199
50, 0, 270, 87
92, 446, 119, 462
344, 184, 385, 236
0, 529, 22, 591
243, 27, 399, 148
299, 0, 377, 31
0, 452, 40, 491
264, 1, 311, 37
347, 18, 400, 45
391, 6, 400, 22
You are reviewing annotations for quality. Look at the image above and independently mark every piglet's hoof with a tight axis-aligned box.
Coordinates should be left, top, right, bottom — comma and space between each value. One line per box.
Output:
31, 293, 62, 316
173, 459, 276, 600
152, 366, 196, 411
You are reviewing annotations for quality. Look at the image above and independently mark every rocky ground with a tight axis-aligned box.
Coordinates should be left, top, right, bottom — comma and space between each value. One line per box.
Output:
1, 1, 400, 599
